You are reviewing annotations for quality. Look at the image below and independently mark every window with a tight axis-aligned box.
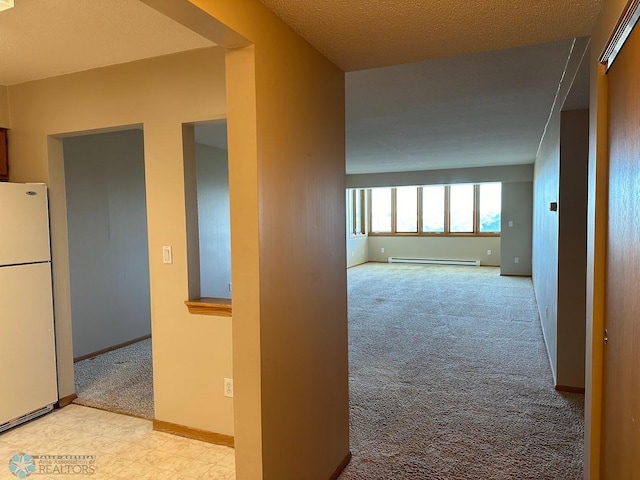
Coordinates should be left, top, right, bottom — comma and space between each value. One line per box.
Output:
449, 184, 474, 233
370, 188, 392, 233
478, 183, 502, 233
368, 183, 501, 236
347, 188, 366, 236
396, 186, 418, 233
422, 186, 445, 233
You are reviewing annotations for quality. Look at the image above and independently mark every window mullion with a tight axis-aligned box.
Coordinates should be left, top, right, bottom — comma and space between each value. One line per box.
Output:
351, 189, 356, 235
417, 187, 423, 234
391, 188, 397, 233
367, 189, 372, 234
474, 184, 480, 234
444, 186, 451, 233
360, 189, 366, 234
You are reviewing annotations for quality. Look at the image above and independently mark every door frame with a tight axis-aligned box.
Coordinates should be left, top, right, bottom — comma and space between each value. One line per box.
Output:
587, 1, 640, 478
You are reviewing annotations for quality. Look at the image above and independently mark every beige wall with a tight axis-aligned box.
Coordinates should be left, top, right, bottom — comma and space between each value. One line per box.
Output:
586, 1, 628, 477
367, 236, 500, 266
0, 86, 9, 128
150, 2, 350, 478
500, 182, 533, 276
347, 236, 368, 267
7, 48, 234, 436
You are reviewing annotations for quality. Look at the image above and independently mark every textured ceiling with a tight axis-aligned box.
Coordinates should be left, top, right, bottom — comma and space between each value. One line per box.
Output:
0, 0, 214, 86
260, 0, 603, 71
346, 40, 586, 174
1, 0, 595, 175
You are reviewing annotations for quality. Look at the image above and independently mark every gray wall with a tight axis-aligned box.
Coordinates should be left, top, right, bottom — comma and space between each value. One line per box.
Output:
533, 108, 561, 382
196, 143, 231, 298
557, 109, 588, 388
531, 38, 589, 390
347, 164, 533, 189
367, 236, 500, 265
64, 130, 151, 358
501, 182, 533, 275
532, 108, 589, 389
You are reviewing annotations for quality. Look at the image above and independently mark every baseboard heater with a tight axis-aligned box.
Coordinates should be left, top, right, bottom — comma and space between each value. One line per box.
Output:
387, 257, 480, 267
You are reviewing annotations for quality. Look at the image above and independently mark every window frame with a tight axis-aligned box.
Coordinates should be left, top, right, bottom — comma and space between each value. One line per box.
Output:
367, 184, 501, 237
348, 188, 367, 238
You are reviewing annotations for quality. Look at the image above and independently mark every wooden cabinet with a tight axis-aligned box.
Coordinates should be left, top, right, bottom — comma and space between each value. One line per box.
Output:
0, 128, 7, 182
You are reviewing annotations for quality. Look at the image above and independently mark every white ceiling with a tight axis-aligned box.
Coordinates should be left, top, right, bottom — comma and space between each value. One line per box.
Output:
257, 0, 598, 174
0, 1, 597, 175
345, 39, 587, 174
260, 0, 603, 72
0, 0, 214, 86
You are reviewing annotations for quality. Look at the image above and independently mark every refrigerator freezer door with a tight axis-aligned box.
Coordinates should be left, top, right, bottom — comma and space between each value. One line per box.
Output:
0, 263, 58, 426
0, 183, 51, 266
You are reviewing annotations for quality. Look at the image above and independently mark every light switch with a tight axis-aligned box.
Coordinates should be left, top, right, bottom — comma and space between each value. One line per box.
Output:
162, 246, 173, 264
508, 220, 514, 228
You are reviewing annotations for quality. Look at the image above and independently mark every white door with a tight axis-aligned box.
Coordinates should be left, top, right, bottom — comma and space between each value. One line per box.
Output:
0, 183, 50, 266
0, 263, 58, 424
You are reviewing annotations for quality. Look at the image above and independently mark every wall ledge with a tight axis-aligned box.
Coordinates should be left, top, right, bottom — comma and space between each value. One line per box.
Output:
185, 297, 232, 317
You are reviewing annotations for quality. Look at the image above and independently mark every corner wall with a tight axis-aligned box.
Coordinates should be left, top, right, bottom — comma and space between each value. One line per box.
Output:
155, 1, 350, 478
64, 130, 151, 358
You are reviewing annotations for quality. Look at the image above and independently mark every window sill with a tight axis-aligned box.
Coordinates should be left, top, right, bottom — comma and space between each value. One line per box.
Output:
368, 233, 501, 237
185, 298, 232, 317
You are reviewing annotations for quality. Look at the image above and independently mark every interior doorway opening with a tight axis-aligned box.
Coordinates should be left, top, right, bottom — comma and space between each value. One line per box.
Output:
63, 127, 154, 420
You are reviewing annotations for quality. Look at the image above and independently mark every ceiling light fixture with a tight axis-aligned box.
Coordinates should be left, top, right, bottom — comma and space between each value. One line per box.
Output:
0, 0, 14, 12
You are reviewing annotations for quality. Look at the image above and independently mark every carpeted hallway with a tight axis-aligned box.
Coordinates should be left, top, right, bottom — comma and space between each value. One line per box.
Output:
339, 263, 584, 480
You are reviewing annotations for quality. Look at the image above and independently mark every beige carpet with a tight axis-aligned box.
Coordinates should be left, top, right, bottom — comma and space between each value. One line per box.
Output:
73, 338, 154, 420
339, 263, 584, 480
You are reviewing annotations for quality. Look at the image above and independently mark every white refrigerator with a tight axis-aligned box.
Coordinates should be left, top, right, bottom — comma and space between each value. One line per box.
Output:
0, 182, 58, 433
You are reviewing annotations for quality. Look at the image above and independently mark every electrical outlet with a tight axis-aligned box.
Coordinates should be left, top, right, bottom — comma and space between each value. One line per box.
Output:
514, 257, 520, 264
487, 249, 492, 256
508, 220, 514, 228
381, 247, 385, 253
224, 378, 233, 398
228, 283, 232, 292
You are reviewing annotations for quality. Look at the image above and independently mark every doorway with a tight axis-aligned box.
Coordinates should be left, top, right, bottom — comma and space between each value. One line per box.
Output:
63, 128, 153, 419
